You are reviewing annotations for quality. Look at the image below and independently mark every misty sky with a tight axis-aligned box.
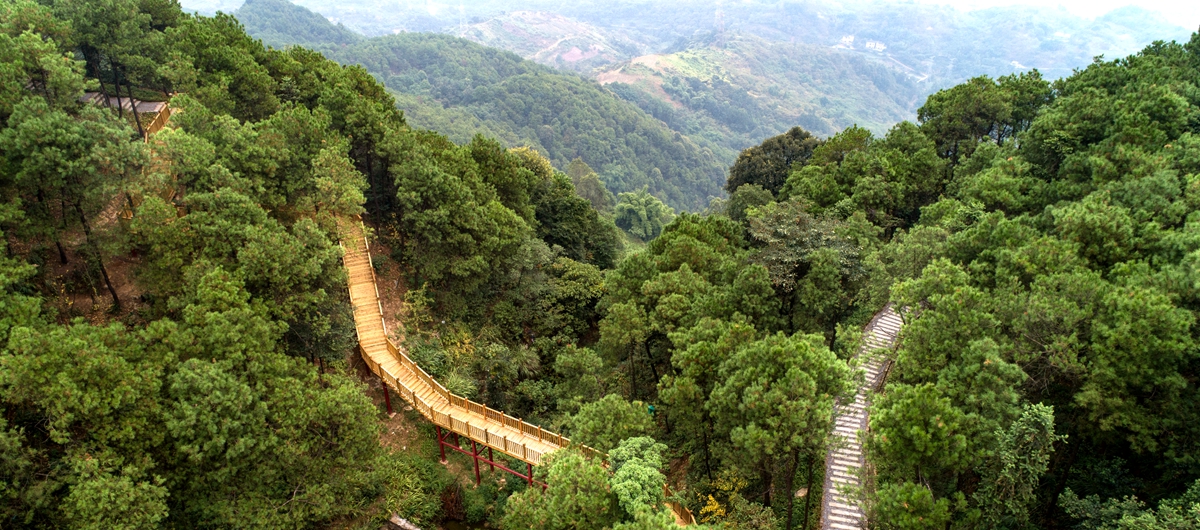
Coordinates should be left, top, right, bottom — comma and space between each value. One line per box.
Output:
914, 0, 1199, 30
178, 0, 1200, 34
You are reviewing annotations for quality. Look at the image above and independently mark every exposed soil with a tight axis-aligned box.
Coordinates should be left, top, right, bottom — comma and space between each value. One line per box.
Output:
360, 370, 424, 452
594, 68, 642, 85
10, 195, 147, 326
595, 61, 686, 110
363, 235, 412, 344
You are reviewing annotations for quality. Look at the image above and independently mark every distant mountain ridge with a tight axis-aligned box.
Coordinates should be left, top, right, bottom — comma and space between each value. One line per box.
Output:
235, 0, 360, 48
454, 11, 647, 74
214, 0, 1192, 85
597, 33, 923, 142
225, 0, 1196, 209
232, 0, 728, 210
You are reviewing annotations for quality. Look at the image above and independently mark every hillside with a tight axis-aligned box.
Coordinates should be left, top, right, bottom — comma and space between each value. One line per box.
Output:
218, 0, 1193, 161
8, 1, 1200, 529
233, 0, 360, 48
597, 33, 923, 149
210, 0, 1193, 83
329, 34, 725, 210
454, 11, 647, 74
233, 0, 727, 210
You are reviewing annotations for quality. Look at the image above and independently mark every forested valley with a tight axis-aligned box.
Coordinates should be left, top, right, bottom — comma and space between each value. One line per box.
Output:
234, 0, 728, 212
1, 0, 1199, 529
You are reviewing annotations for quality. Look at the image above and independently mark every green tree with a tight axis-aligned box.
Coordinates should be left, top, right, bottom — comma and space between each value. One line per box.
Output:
515, 148, 620, 268
501, 450, 618, 530
612, 509, 688, 530
659, 318, 757, 480
553, 345, 606, 414
1, 97, 146, 307
917, 72, 1050, 164
61, 455, 169, 530
598, 301, 651, 399
725, 183, 774, 223
869, 384, 972, 493
708, 332, 853, 529
725, 126, 821, 195
569, 394, 655, 453
609, 436, 668, 519
1060, 479, 1200, 530
389, 130, 530, 298
614, 187, 676, 241
874, 481, 952, 530
974, 403, 1065, 527
0, 2, 86, 119
745, 200, 866, 337
566, 157, 615, 212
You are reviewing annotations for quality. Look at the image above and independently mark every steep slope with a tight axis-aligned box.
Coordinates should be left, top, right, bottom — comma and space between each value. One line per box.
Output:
325, 33, 726, 210
454, 11, 647, 74
598, 33, 923, 150
233, 0, 361, 48
229, 0, 728, 210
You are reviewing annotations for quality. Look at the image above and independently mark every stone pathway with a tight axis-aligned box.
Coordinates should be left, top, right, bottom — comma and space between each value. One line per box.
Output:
820, 306, 903, 530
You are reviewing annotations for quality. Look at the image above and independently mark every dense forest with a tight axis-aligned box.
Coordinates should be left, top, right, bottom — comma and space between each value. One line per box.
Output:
2, 0, 1199, 529
235, 0, 728, 212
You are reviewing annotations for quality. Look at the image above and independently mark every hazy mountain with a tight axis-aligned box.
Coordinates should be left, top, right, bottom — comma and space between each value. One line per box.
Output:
214, 0, 1191, 84
231, 0, 728, 209
453, 11, 648, 73
599, 32, 923, 142
217, 0, 1197, 207
234, 0, 360, 48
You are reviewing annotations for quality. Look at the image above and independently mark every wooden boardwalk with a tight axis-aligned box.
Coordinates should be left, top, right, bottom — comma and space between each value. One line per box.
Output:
820, 306, 903, 530
343, 220, 693, 524
341, 220, 574, 466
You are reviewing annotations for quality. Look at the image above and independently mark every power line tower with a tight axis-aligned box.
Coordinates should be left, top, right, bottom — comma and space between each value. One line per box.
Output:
715, 1, 726, 48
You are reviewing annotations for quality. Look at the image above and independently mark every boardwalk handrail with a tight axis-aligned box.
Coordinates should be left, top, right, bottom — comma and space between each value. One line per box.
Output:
342, 219, 688, 522
664, 484, 696, 526
342, 220, 605, 465
143, 105, 172, 140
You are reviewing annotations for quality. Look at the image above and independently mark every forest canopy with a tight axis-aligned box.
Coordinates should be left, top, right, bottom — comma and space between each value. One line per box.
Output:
234, 0, 728, 211
2, 0, 1199, 529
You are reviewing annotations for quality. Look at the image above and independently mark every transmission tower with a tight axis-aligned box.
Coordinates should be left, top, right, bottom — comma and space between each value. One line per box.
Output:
715, 1, 726, 48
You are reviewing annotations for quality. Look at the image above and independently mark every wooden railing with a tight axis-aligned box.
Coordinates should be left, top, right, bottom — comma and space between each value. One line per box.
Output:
344, 222, 604, 465
347, 223, 693, 522
664, 484, 697, 525
143, 105, 172, 140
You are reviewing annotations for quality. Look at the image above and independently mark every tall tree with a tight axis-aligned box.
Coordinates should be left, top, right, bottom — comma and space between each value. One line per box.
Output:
501, 450, 618, 530
614, 187, 675, 241
1, 98, 146, 308
725, 126, 821, 196
708, 331, 853, 529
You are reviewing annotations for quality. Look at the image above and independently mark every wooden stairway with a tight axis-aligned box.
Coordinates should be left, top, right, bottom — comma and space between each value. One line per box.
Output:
342, 219, 693, 525
340, 220, 574, 465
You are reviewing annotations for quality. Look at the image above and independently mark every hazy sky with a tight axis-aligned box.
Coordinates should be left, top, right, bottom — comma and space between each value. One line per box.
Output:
913, 0, 1199, 30
178, 0, 1200, 34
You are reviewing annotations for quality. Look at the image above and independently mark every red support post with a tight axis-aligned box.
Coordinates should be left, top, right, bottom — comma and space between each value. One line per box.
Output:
487, 447, 494, 471
434, 436, 547, 488
436, 426, 446, 463
382, 383, 393, 415
471, 441, 482, 486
